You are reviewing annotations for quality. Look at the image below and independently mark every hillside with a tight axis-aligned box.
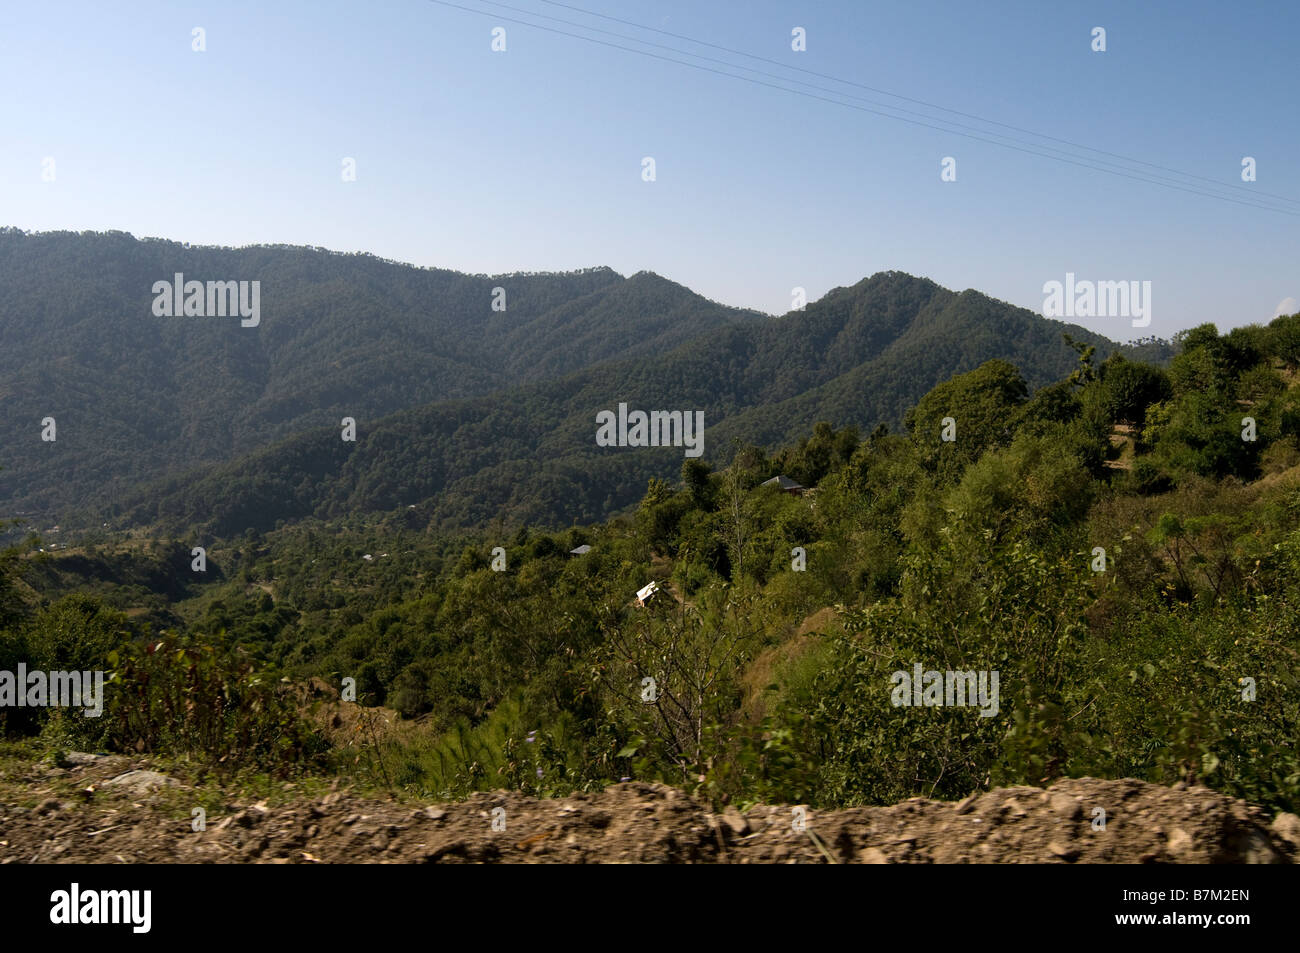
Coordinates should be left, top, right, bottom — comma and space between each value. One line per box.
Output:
0, 228, 757, 523
115, 271, 1166, 536
3, 306, 1299, 839
1, 229, 1177, 534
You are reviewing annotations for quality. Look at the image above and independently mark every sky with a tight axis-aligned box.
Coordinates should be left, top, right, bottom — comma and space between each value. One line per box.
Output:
2, 0, 1296, 341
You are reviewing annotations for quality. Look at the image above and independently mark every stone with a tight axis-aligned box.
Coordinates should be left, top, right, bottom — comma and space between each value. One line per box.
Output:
1270, 813, 1300, 852
1049, 792, 1083, 820
1048, 841, 1079, 862
64, 752, 108, 766
1166, 827, 1194, 859
721, 807, 750, 837
101, 770, 179, 796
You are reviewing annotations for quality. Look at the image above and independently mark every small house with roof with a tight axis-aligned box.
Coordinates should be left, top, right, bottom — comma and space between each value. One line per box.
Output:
761, 475, 806, 496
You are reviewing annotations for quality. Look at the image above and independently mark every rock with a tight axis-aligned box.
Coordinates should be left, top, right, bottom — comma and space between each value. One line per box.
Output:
1166, 827, 1194, 859
721, 807, 750, 837
231, 809, 264, 829
1048, 841, 1079, 862
1232, 828, 1281, 864
1271, 813, 1300, 852
953, 793, 978, 816
101, 770, 179, 796
64, 752, 108, 766
1049, 793, 1083, 820
861, 847, 889, 864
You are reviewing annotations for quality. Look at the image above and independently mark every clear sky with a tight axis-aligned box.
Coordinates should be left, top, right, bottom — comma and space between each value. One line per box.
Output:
2, 0, 1296, 340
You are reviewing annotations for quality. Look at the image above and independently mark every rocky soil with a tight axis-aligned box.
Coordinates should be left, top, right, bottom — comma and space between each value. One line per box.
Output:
2, 753, 1297, 863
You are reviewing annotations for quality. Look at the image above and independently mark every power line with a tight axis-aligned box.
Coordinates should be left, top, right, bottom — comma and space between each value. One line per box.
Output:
425, 0, 1298, 216
538, 0, 1300, 208
476, 0, 1286, 209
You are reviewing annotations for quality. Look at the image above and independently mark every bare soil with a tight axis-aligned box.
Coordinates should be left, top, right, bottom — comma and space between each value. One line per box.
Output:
2, 753, 1298, 863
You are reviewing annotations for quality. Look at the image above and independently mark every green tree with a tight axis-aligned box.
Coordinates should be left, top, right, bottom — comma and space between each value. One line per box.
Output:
905, 359, 1029, 482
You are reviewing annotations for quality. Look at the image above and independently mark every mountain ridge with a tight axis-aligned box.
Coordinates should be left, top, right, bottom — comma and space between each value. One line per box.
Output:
0, 229, 1173, 534
0, 229, 756, 520
106, 271, 1167, 536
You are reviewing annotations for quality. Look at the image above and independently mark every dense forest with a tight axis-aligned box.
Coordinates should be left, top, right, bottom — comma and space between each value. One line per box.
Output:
3, 313, 1297, 817
1, 230, 1173, 535
0, 228, 757, 520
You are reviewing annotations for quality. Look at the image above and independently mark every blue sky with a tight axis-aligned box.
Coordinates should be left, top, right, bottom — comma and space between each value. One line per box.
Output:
2, 0, 1296, 339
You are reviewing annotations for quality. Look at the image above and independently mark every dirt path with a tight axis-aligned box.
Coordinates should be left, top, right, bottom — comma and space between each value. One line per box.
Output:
2, 754, 1297, 863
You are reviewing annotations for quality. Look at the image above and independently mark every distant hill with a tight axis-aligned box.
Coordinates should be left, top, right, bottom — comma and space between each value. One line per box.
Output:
111, 270, 1172, 536
0, 229, 759, 522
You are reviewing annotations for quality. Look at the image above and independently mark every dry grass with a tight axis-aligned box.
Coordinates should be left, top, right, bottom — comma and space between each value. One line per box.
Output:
738, 607, 839, 723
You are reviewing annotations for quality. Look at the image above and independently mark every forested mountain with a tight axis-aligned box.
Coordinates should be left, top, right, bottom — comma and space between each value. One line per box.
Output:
2, 229, 1174, 535
118, 271, 1171, 536
0, 228, 757, 520
5, 315, 1298, 816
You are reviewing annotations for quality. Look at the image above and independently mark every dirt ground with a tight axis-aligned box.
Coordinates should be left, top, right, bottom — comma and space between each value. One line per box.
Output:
2, 752, 1297, 863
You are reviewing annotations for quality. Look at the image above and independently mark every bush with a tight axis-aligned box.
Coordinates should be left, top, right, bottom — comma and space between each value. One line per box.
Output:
96, 633, 327, 774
